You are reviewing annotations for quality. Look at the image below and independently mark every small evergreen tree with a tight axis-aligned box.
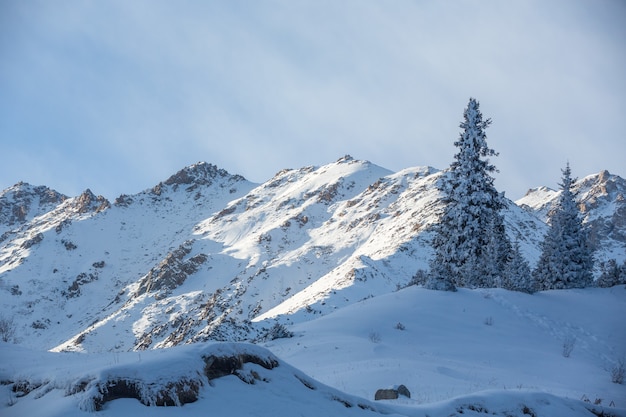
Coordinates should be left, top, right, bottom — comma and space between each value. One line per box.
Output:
596, 259, 626, 288
533, 163, 594, 290
427, 98, 511, 290
502, 240, 534, 293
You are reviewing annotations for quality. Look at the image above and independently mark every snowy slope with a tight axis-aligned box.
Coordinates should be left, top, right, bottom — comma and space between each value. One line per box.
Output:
265, 286, 626, 408
2, 286, 625, 417
45, 157, 543, 352
0, 163, 254, 350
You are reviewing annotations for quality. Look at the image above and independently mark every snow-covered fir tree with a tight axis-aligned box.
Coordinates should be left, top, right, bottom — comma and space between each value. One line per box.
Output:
502, 240, 534, 293
596, 259, 626, 288
533, 163, 594, 290
427, 98, 511, 291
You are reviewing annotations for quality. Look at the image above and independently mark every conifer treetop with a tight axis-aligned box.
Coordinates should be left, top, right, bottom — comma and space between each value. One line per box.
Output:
452, 97, 498, 173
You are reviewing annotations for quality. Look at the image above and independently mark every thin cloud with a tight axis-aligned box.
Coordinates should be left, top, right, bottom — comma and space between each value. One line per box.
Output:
0, 0, 624, 199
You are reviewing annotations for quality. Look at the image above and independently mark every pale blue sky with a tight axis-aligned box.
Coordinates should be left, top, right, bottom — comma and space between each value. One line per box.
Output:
1, 0, 624, 200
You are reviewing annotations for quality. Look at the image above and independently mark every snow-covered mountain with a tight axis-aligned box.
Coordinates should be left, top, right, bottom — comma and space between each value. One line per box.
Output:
1, 157, 625, 416
0, 157, 623, 354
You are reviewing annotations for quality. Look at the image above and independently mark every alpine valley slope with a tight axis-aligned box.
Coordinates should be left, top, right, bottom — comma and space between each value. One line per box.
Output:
0, 156, 624, 355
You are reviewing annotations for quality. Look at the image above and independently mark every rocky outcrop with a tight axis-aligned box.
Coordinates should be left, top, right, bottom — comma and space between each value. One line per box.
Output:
134, 240, 207, 297
72, 189, 110, 214
88, 351, 279, 410
577, 170, 626, 247
152, 162, 246, 195
0, 182, 67, 228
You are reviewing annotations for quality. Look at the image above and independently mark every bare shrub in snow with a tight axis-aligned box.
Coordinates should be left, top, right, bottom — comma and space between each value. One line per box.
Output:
268, 323, 293, 340
0, 316, 16, 343
394, 322, 406, 331
562, 336, 576, 358
611, 359, 625, 384
261, 323, 293, 341
369, 331, 381, 343
484, 316, 494, 326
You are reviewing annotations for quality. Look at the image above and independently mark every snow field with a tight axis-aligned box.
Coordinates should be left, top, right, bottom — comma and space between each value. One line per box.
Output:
264, 286, 626, 408
2, 286, 625, 417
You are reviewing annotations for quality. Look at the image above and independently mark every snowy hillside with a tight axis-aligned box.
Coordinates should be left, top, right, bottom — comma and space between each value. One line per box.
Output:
266, 286, 626, 408
2, 286, 625, 416
0, 162, 254, 350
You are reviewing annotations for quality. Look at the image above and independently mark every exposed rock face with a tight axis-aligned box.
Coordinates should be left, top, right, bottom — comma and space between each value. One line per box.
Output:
134, 240, 207, 297
0, 182, 67, 228
90, 351, 279, 410
152, 162, 246, 195
576, 170, 626, 247
113, 194, 133, 207
73, 189, 110, 214
20, 232, 44, 249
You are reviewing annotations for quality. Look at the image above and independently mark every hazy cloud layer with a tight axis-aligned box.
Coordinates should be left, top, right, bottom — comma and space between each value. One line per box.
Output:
1, 0, 624, 199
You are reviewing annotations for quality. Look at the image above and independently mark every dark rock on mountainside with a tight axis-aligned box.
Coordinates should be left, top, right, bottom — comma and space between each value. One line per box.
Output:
134, 240, 208, 297
72, 189, 110, 214
152, 162, 246, 195
0, 182, 67, 228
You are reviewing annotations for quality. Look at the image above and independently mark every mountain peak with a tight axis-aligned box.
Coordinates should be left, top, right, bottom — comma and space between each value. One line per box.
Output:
166, 162, 245, 185
73, 189, 110, 214
336, 154, 355, 163
151, 162, 246, 195
577, 169, 624, 199
0, 182, 67, 228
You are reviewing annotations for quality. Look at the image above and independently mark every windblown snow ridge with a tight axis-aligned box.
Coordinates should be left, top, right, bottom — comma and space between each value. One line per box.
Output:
0, 341, 391, 415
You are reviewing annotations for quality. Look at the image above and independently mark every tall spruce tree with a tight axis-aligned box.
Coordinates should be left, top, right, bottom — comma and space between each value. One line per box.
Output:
533, 163, 594, 290
427, 98, 511, 290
